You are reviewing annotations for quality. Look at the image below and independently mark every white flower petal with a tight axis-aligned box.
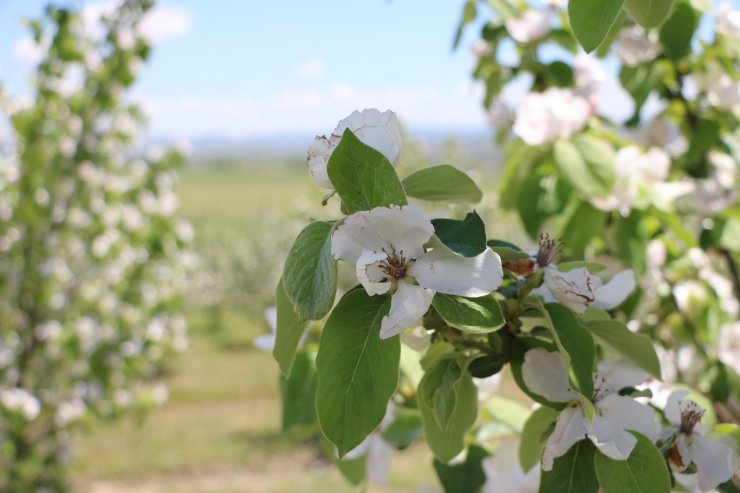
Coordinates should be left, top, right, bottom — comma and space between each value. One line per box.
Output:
505, 10, 551, 44
596, 359, 649, 391
366, 435, 394, 484
409, 246, 503, 297
665, 390, 690, 426
380, 281, 434, 339
356, 250, 392, 295
530, 284, 557, 304
335, 109, 402, 166
542, 266, 595, 314
522, 348, 576, 403
331, 205, 434, 264
689, 435, 736, 492
585, 413, 637, 461
670, 434, 691, 472
306, 135, 334, 189
253, 333, 276, 352
542, 406, 587, 471
593, 270, 636, 310
596, 394, 660, 443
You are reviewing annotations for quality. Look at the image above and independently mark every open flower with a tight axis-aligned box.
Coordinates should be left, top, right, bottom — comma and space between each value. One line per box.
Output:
331, 205, 503, 339
512, 88, 590, 146
532, 265, 635, 314
306, 109, 402, 189
522, 349, 660, 470
616, 26, 661, 67
591, 146, 693, 216
665, 391, 739, 492
505, 10, 551, 44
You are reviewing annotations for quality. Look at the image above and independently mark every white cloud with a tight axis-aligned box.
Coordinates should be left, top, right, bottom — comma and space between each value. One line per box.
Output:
12, 37, 46, 65
295, 60, 326, 78
141, 81, 486, 138
139, 6, 192, 43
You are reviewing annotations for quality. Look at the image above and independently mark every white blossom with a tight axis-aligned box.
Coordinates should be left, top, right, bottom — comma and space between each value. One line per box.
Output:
574, 54, 606, 104
591, 146, 693, 216
307, 109, 402, 189
665, 391, 739, 491
701, 62, 740, 114
331, 205, 503, 339
1, 388, 41, 420
716, 2, 740, 38
717, 322, 740, 373
483, 438, 540, 493
506, 10, 551, 44
532, 265, 636, 314
512, 88, 590, 146
471, 40, 493, 59
522, 349, 660, 470
616, 26, 661, 67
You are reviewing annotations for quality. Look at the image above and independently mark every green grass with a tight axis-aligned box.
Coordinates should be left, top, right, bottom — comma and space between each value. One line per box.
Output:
71, 166, 437, 492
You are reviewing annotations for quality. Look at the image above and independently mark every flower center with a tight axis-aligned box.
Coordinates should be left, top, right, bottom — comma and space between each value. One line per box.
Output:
592, 374, 610, 404
536, 233, 562, 268
380, 248, 408, 280
679, 400, 704, 435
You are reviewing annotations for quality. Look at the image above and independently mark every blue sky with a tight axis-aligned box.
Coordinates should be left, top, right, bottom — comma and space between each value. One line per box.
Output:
0, 0, 491, 139
1, 1, 738, 140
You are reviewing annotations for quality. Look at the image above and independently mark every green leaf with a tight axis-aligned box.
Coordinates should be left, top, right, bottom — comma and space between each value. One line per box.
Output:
418, 358, 478, 462
274, 280, 308, 376
572, 135, 616, 193
594, 431, 671, 493
539, 440, 599, 493
280, 348, 317, 436
586, 320, 662, 379
433, 445, 488, 493
624, 0, 677, 28
487, 239, 530, 261
520, 406, 559, 472
557, 261, 607, 273
614, 212, 649, 273
327, 128, 407, 214
382, 408, 423, 448
554, 139, 613, 198
468, 355, 505, 378
282, 221, 337, 321
567, 0, 624, 52
557, 201, 607, 258
517, 172, 550, 239
315, 289, 400, 457
432, 211, 487, 257
543, 303, 596, 399
720, 217, 740, 251
659, 2, 698, 59
452, 0, 477, 50
420, 357, 464, 431
432, 293, 505, 334
619, 65, 662, 124
403, 164, 483, 204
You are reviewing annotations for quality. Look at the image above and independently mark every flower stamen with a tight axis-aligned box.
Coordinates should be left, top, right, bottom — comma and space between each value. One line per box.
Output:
536, 233, 563, 268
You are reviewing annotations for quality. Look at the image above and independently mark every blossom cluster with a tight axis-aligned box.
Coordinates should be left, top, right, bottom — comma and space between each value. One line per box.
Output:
0, 3, 192, 490
269, 106, 740, 493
